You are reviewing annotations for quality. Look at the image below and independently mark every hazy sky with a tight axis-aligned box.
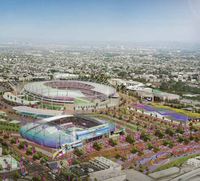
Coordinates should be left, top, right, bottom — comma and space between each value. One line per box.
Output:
0, 0, 200, 43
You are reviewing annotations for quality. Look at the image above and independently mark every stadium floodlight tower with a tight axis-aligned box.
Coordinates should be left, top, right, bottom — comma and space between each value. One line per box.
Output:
66, 86, 68, 97
57, 126, 62, 149
42, 124, 47, 147
71, 126, 76, 142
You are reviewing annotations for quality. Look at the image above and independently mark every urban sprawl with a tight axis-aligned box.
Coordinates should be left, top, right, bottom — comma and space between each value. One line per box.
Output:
0, 44, 200, 181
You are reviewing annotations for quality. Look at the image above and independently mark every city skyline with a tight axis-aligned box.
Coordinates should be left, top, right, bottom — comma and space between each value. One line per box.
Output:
0, 0, 200, 43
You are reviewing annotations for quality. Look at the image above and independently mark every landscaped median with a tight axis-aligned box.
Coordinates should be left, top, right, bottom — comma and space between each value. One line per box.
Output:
154, 153, 200, 172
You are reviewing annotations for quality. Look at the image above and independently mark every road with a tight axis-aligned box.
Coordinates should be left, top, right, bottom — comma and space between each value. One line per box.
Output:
170, 167, 200, 181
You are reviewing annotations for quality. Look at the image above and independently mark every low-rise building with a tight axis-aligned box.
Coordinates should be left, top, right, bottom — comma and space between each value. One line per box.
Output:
53, 73, 79, 80
187, 156, 200, 168
70, 157, 126, 181
0, 155, 20, 172
153, 90, 180, 101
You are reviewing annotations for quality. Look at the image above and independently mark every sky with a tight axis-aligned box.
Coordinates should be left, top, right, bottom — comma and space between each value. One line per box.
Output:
0, 0, 200, 43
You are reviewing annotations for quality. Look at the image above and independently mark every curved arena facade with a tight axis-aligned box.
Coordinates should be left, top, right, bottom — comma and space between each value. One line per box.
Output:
23, 80, 117, 105
20, 115, 115, 148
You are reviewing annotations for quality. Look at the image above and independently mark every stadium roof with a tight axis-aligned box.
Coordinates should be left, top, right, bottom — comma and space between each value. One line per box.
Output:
40, 115, 73, 124
24, 80, 116, 98
13, 106, 63, 116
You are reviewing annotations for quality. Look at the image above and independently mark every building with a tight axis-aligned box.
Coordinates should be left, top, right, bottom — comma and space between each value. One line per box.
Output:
70, 157, 126, 181
109, 78, 145, 88
47, 161, 61, 173
0, 155, 20, 172
135, 88, 180, 102
13, 106, 63, 118
22, 80, 118, 109
136, 88, 154, 102
89, 157, 126, 181
187, 156, 200, 168
109, 78, 180, 102
20, 115, 115, 149
53, 73, 79, 80
3, 92, 39, 106
153, 90, 180, 101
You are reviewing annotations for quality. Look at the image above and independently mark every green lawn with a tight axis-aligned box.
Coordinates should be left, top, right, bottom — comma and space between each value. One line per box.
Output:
154, 153, 200, 172
74, 98, 92, 105
39, 103, 63, 110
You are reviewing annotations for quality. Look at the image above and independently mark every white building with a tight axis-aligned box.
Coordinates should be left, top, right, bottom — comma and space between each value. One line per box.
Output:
187, 156, 200, 167
0, 155, 19, 172
109, 78, 145, 88
89, 157, 126, 181
53, 73, 79, 80
153, 91, 180, 101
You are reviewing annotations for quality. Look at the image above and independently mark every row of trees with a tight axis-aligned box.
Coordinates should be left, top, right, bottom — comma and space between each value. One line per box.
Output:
160, 80, 200, 95
0, 121, 20, 132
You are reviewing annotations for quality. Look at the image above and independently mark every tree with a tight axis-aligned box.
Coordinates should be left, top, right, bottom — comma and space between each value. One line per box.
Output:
138, 150, 144, 156
155, 129, 164, 139
126, 135, 135, 144
178, 136, 184, 143
72, 159, 80, 165
115, 153, 121, 159
147, 143, 153, 150
184, 138, 189, 145
93, 142, 102, 151
33, 152, 42, 160
189, 135, 194, 141
74, 148, 84, 157
18, 141, 27, 149
168, 141, 174, 148
140, 132, 150, 142
176, 127, 184, 134
194, 137, 199, 142
153, 147, 160, 153
165, 128, 175, 136
26, 147, 32, 155
163, 140, 174, 148
109, 138, 117, 146
131, 147, 138, 154
10, 138, 16, 144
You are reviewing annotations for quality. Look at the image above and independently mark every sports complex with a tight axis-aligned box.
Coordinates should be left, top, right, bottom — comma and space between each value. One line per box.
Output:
23, 80, 117, 106
20, 115, 116, 149
3, 80, 119, 117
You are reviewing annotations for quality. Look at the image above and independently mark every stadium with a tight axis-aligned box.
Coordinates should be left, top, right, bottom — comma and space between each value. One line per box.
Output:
22, 80, 117, 106
20, 115, 115, 149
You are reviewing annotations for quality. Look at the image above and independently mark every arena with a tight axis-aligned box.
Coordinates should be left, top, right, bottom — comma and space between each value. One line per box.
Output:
20, 115, 115, 149
23, 80, 117, 105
